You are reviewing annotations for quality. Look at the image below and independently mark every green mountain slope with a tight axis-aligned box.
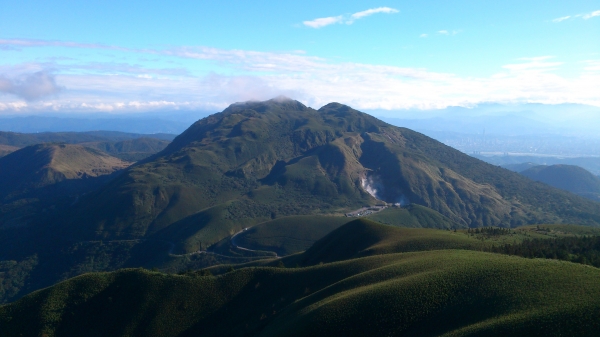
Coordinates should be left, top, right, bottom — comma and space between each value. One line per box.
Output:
2, 220, 599, 337
229, 215, 351, 256
52, 98, 600, 252
0, 131, 173, 161
0, 143, 130, 229
0, 143, 130, 197
0, 130, 175, 148
521, 164, 600, 202
80, 137, 171, 162
230, 206, 459, 257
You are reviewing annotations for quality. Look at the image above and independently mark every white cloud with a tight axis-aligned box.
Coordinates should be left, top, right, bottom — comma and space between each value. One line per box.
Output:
583, 10, 600, 19
420, 33, 428, 38
303, 7, 398, 28
302, 16, 344, 28
350, 7, 399, 20
552, 10, 599, 22
437, 30, 461, 36
0, 40, 599, 113
583, 60, 600, 72
502, 56, 563, 72
552, 15, 571, 23
0, 70, 63, 101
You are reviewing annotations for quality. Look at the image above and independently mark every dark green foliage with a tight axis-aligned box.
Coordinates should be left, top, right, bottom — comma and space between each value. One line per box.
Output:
468, 227, 512, 236
490, 235, 600, 267
0, 255, 38, 303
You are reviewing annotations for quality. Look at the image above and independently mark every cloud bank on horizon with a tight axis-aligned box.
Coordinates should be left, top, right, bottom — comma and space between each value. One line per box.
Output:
0, 2, 598, 114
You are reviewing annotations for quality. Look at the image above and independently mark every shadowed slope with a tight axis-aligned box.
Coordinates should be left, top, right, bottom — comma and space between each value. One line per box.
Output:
521, 164, 600, 202
0, 143, 130, 229
0, 143, 130, 197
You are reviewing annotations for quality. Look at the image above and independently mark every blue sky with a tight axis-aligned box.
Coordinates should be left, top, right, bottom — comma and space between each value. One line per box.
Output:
0, 0, 599, 114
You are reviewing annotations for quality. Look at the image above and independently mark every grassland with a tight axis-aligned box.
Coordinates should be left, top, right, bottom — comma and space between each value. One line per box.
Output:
2, 220, 600, 336
230, 215, 351, 256
366, 204, 460, 229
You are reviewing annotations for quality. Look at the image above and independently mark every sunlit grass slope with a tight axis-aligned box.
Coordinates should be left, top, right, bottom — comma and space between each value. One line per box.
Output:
295, 218, 481, 265
366, 204, 459, 229
232, 205, 460, 257
2, 220, 599, 336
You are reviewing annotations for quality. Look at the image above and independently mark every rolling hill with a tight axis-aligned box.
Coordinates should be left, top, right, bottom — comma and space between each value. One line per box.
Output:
1, 220, 599, 337
0, 131, 173, 160
0, 143, 131, 229
521, 164, 600, 202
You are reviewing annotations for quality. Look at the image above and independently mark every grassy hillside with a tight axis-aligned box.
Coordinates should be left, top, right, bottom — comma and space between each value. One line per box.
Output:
230, 207, 459, 257
0, 143, 130, 238
80, 137, 171, 162
521, 164, 600, 202
294, 219, 481, 265
0, 143, 130, 197
0, 130, 175, 149
366, 204, 459, 229
2, 220, 600, 336
229, 215, 351, 256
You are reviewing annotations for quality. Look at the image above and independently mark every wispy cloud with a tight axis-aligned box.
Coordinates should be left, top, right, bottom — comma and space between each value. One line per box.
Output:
552, 15, 571, 23
420, 34, 428, 38
303, 7, 398, 28
437, 30, 461, 36
583, 10, 600, 19
0, 38, 131, 52
303, 16, 344, 28
553, 10, 600, 22
350, 7, 399, 20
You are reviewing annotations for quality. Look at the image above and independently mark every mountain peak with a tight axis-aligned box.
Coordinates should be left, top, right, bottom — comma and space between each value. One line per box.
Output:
225, 97, 309, 114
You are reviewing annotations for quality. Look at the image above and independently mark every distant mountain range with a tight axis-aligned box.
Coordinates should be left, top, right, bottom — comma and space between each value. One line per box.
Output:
376, 103, 600, 158
0, 113, 210, 134
0, 130, 174, 161
478, 154, 600, 176
372, 102, 600, 136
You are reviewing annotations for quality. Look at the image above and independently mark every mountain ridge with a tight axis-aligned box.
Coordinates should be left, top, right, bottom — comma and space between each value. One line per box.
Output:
50, 98, 600, 249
